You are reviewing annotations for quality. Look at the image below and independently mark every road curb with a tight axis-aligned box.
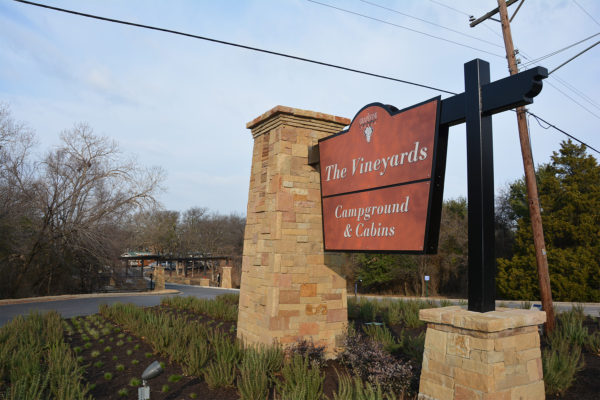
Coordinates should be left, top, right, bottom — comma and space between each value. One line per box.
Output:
0, 289, 181, 306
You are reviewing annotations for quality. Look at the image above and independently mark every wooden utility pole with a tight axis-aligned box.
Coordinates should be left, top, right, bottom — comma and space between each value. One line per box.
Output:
473, 0, 555, 332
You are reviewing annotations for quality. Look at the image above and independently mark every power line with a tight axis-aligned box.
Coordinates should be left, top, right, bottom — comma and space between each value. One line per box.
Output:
527, 111, 600, 155
546, 80, 600, 120
358, 0, 503, 49
306, 0, 504, 58
573, 0, 600, 27
12, 0, 457, 95
427, 0, 471, 17
549, 40, 600, 74
550, 75, 600, 111
12, 0, 600, 153
521, 32, 600, 67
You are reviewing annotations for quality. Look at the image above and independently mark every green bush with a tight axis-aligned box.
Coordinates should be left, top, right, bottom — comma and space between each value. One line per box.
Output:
237, 344, 283, 399
182, 338, 210, 376
0, 312, 91, 400
275, 354, 324, 400
204, 358, 236, 389
332, 371, 390, 400
362, 324, 398, 353
129, 378, 141, 386
543, 341, 584, 395
542, 306, 588, 395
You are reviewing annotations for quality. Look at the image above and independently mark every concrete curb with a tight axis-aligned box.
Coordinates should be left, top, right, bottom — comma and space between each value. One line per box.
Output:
0, 289, 181, 306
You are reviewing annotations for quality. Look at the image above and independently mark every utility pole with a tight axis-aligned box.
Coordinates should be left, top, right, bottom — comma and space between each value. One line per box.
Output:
471, 0, 555, 332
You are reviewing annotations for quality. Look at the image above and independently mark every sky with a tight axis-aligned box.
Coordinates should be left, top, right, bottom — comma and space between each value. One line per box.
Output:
1, 0, 599, 215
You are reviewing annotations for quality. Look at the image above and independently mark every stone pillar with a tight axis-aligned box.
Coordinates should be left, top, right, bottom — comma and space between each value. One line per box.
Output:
237, 106, 350, 356
154, 267, 165, 290
418, 306, 546, 400
221, 266, 232, 288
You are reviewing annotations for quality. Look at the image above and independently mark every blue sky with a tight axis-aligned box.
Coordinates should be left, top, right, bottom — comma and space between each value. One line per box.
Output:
1, 0, 599, 214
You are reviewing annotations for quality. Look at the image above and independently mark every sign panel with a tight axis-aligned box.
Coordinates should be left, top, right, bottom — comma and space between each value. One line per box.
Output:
319, 97, 445, 253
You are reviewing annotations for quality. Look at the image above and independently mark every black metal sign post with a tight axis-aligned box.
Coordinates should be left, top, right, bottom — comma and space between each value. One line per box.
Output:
439, 59, 547, 312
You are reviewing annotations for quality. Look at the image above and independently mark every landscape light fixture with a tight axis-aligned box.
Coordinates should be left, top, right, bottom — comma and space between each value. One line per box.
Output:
138, 360, 163, 400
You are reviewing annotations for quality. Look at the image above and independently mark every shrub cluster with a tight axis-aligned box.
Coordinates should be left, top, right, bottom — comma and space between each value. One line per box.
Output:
542, 306, 590, 395
340, 331, 414, 396
160, 294, 239, 321
0, 311, 90, 399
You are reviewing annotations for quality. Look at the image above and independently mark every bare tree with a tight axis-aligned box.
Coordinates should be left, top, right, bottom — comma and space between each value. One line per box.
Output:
0, 116, 164, 298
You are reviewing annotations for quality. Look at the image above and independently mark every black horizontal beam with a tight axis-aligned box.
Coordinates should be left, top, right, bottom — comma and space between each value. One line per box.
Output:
440, 66, 548, 127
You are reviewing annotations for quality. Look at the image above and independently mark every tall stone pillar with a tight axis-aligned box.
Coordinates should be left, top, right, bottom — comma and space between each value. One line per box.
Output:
237, 106, 350, 356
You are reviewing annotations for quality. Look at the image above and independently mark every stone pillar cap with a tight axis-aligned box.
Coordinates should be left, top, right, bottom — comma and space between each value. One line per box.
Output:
419, 306, 547, 332
246, 105, 350, 129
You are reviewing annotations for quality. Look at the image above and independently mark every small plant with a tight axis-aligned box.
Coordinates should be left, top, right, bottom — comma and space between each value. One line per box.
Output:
116, 340, 124, 347
94, 361, 104, 368
134, 344, 140, 350
101, 327, 112, 336
332, 371, 386, 400
76, 356, 84, 363
104, 372, 113, 381
131, 359, 139, 365
84, 342, 92, 349
104, 345, 112, 352
287, 339, 326, 368
73, 346, 82, 354
116, 364, 125, 372
341, 333, 414, 395
118, 388, 128, 397
161, 384, 170, 393
168, 374, 183, 383
112, 355, 118, 361
98, 338, 105, 344
81, 334, 90, 342
275, 354, 324, 400
543, 341, 584, 395
439, 299, 453, 307
127, 336, 133, 342
585, 331, 600, 355
362, 324, 398, 353
189, 393, 197, 399
118, 333, 125, 339
90, 350, 101, 358
126, 349, 133, 356
160, 361, 166, 369
109, 337, 114, 342
145, 352, 153, 358
129, 378, 141, 386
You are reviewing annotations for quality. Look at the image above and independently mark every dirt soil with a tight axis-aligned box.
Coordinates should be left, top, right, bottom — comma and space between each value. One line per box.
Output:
63, 306, 599, 399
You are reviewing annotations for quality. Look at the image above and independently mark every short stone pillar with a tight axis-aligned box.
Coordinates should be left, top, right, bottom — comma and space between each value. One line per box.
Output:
154, 267, 166, 290
221, 266, 232, 288
237, 106, 350, 356
418, 306, 546, 400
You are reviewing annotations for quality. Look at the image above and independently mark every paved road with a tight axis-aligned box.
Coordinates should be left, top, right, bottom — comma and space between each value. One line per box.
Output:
358, 295, 600, 317
0, 283, 239, 327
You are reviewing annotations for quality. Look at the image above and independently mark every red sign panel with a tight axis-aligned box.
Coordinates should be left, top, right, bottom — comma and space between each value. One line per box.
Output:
319, 98, 445, 253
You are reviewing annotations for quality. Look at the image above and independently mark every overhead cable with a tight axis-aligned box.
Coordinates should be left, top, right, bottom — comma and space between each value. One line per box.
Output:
521, 32, 600, 67
527, 111, 600, 155
12, 0, 457, 95
306, 0, 505, 58
358, 0, 503, 48
12, 0, 600, 153
573, 0, 600, 27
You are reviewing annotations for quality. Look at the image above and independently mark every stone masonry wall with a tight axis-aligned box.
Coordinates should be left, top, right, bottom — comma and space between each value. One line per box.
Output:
418, 306, 547, 400
236, 106, 350, 356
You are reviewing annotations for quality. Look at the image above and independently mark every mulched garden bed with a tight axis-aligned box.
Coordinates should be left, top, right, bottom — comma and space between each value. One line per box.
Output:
62, 304, 599, 399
